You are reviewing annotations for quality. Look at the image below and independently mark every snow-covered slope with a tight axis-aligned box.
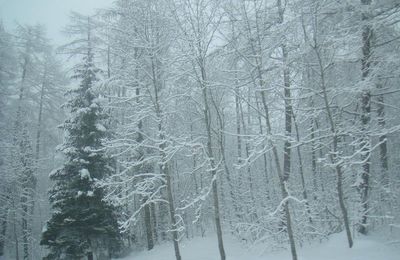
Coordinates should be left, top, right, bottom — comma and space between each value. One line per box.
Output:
120, 232, 400, 260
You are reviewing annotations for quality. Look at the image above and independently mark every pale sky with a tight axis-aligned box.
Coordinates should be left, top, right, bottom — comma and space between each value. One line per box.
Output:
0, 0, 113, 45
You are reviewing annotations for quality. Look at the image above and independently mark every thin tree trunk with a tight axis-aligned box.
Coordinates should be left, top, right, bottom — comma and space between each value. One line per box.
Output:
235, 84, 245, 217
29, 68, 47, 249
190, 123, 205, 237
11, 46, 30, 260
376, 81, 390, 224
315, 47, 353, 248
87, 252, 93, 260
315, 120, 326, 193
239, 94, 256, 212
143, 199, 154, 250
302, 6, 353, 245
150, 49, 182, 260
151, 202, 158, 244
255, 96, 270, 200
310, 118, 318, 201
282, 43, 292, 188
213, 99, 240, 224
277, 2, 298, 258
241, 1, 298, 257
259, 90, 298, 260
157, 119, 182, 260
200, 63, 226, 260
20, 86, 33, 260
376, 85, 388, 185
306, 63, 319, 201
232, 18, 245, 222
22, 205, 29, 260
134, 47, 155, 251
164, 164, 182, 260
35, 68, 47, 163
293, 112, 312, 224
359, 0, 372, 235
137, 86, 154, 251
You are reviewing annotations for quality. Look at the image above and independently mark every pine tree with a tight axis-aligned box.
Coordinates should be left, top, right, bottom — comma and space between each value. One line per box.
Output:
41, 27, 121, 260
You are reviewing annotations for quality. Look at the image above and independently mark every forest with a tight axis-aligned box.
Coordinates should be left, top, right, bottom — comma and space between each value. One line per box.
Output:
0, 0, 400, 259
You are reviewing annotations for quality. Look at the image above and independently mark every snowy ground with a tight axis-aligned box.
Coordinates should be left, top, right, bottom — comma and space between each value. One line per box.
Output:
120, 232, 400, 260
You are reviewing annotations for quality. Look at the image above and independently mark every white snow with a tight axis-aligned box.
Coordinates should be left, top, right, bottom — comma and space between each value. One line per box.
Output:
118, 232, 400, 260
76, 107, 91, 114
41, 223, 48, 233
96, 123, 107, 132
63, 218, 75, 223
83, 146, 92, 152
90, 103, 99, 108
49, 168, 60, 177
79, 168, 91, 179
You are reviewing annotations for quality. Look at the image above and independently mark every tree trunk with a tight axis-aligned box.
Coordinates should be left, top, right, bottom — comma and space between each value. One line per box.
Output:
158, 120, 182, 260
200, 64, 226, 260
359, 0, 372, 235
87, 252, 93, 260
35, 68, 47, 163
164, 164, 182, 260
260, 90, 298, 260
377, 86, 388, 185
143, 199, 154, 250
239, 94, 256, 214
255, 96, 270, 200
242, 1, 298, 257
293, 112, 312, 224
151, 202, 158, 244
92, 237, 110, 260
150, 48, 182, 259
336, 164, 353, 248
235, 84, 245, 218
282, 43, 292, 186
135, 55, 155, 251
310, 118, 318, 201
190, 123, 205, 237
213, 100, 240, 225
315, 47, 353, 248
21, 187, 30, 260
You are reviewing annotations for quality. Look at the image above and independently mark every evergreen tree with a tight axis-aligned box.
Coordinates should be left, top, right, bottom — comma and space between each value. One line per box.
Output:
41, 28, 121, 260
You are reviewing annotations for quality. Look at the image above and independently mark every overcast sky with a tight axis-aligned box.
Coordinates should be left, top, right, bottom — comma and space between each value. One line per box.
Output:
0, 0, 113, 45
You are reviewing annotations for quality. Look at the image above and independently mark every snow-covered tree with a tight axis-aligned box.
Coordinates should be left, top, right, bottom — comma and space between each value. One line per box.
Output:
41, 16, 122, 260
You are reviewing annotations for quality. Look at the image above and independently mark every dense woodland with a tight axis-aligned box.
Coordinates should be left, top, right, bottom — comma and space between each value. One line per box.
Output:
1, 0, 400, 259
